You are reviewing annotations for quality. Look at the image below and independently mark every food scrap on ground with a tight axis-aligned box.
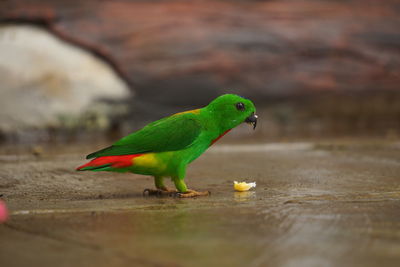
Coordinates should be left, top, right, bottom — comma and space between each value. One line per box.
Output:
234, 181, 256, 192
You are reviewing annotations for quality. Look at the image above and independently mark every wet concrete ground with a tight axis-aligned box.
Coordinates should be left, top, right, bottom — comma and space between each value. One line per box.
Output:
0, 140, 400, 267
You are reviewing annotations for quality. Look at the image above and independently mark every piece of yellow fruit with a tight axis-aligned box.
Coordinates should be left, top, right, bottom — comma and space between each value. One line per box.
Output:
234, 181, 256, 192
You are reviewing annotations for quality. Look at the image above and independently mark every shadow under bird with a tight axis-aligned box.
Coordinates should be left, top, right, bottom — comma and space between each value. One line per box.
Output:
77, 94, 257, 197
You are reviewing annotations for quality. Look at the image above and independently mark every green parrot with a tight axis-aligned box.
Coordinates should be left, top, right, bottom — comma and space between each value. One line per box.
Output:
77, 94, 257, 197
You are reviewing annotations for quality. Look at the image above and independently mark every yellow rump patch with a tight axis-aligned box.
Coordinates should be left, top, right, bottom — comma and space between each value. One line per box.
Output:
133, 153, 159, 167
174, 109, 201, 116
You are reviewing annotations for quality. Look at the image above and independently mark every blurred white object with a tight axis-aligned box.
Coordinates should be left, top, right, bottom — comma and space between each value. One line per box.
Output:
234, 181, 256, 192
0, 25, 130, 132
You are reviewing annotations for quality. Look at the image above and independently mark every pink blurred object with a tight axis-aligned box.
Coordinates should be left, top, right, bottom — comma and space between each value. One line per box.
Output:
0, 200, 9, 223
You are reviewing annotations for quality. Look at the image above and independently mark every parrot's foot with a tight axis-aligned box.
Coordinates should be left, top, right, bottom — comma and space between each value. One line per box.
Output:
177, 189, 210, 198
143, 188, 178, 197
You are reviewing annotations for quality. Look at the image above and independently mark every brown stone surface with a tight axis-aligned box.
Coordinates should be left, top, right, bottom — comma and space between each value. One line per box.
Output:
1, 0, 399, 106
0, 140, 400, 266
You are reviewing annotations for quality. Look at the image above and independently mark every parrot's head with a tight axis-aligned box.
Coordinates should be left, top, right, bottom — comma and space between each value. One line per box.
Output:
206, 94, 258, 132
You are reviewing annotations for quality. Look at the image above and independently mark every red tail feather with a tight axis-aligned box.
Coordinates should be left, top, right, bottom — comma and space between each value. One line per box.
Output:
76, 154, 143, 170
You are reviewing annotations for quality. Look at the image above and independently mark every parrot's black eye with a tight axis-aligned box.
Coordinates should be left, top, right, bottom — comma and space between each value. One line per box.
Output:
235, 102, 245, 111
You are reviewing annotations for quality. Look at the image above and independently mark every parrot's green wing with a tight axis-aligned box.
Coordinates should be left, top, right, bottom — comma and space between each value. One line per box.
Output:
86, 114, 202, 159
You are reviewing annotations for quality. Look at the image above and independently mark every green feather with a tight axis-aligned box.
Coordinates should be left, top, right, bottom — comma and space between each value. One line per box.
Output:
86, 113, 201, 159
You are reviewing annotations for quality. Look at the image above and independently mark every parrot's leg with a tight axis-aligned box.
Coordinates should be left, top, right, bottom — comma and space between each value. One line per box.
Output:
143, 176, 177, 196
173, 179, 210, 198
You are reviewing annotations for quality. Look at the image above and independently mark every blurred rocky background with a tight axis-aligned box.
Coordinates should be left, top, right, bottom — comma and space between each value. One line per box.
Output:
0, 0, 399, 144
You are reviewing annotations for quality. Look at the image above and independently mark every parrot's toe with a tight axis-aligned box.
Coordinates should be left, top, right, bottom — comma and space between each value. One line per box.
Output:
143, 188, 178, 197
176, 190, 211, 198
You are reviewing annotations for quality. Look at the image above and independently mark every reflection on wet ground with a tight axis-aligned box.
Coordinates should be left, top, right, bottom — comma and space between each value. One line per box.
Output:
0, 141, 400, 266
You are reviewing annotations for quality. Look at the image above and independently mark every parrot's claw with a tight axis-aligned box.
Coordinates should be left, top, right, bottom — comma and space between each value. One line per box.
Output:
143, 188, 178, 197
176, 189, 211, 198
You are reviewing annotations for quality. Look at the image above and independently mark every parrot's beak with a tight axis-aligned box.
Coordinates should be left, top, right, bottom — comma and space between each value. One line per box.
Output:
245, 113, 258, 130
